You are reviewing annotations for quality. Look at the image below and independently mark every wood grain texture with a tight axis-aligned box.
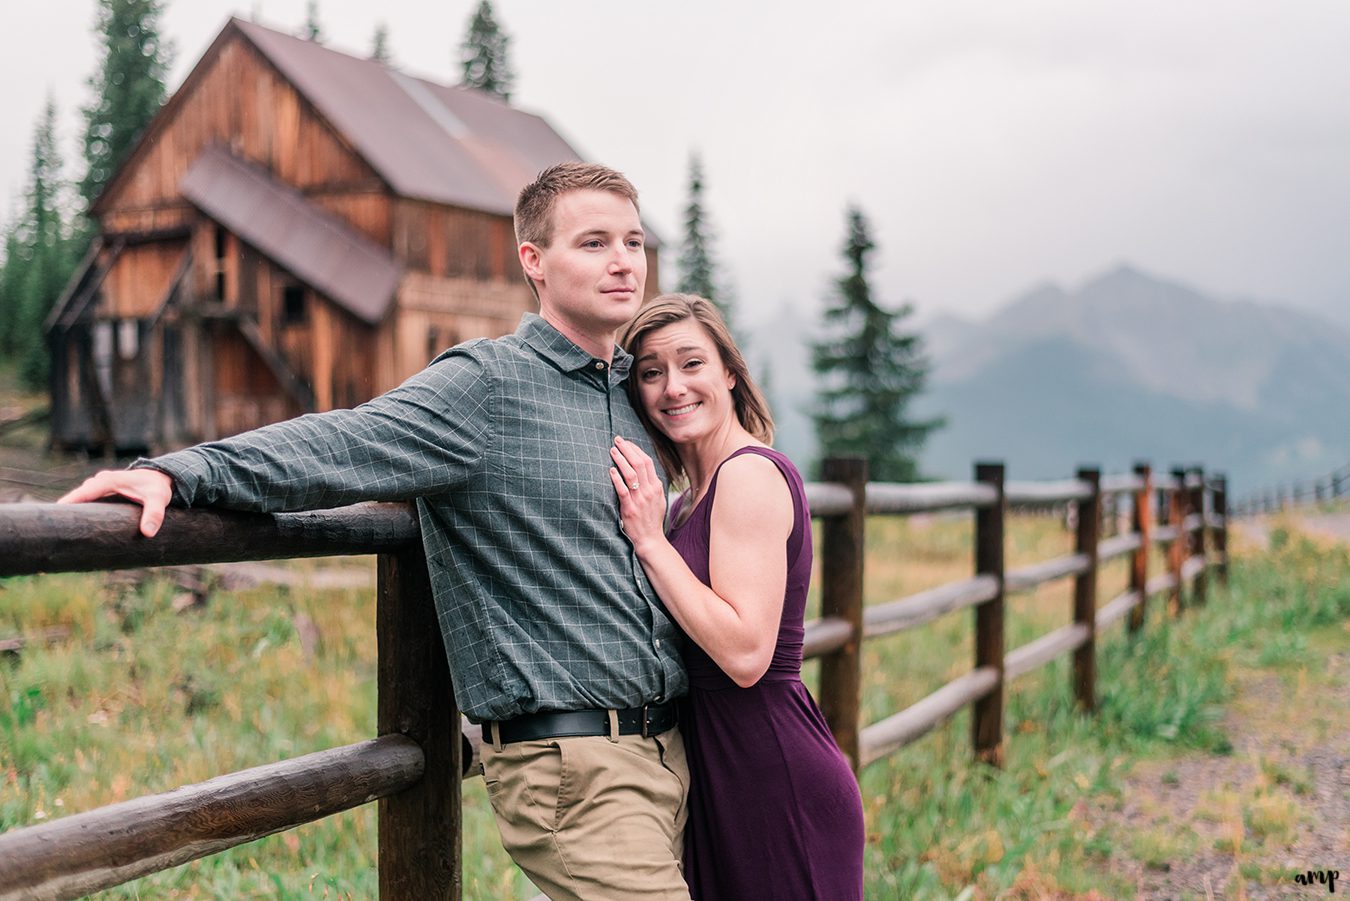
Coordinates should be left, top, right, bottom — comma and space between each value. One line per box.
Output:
0, 501, 418, 577
0, 736, 423, 901
818, 456, 868, 774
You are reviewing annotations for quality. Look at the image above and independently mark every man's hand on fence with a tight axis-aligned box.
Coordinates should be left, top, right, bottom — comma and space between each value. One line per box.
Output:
58, 469, 175, 538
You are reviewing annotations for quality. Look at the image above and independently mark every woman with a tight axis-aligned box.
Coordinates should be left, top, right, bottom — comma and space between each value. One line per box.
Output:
609, 294, 865, 900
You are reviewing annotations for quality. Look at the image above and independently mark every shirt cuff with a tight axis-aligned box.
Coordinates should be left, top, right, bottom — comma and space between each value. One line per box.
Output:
130, 449, 213, 507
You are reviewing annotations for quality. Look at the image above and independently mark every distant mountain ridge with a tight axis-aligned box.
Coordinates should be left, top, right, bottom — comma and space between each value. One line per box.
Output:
918, 265, 1350, 488
746, 264, 1350, 491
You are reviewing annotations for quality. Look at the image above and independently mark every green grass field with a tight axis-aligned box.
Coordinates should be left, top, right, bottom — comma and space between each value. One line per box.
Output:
2, 513, 1346, 899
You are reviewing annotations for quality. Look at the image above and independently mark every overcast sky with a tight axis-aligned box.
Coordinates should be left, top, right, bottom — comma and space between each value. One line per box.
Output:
4, 1, 1349, 328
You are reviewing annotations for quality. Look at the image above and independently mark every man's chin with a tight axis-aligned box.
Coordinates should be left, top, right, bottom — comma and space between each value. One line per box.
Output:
605, 297, 642, 321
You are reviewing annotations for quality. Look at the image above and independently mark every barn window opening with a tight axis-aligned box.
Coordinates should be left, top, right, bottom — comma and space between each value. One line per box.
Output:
117, 319, 139, 360
282, 284, 307, 325
213, 225, 229, 301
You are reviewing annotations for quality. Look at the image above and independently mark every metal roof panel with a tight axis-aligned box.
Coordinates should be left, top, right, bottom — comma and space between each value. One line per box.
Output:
181, 145, 403, 324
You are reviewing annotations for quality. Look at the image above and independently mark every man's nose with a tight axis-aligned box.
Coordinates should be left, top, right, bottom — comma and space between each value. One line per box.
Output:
608, 247, 633, 273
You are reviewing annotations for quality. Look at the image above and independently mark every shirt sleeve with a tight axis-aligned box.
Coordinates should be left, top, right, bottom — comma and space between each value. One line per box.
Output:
134, 347, 493, 512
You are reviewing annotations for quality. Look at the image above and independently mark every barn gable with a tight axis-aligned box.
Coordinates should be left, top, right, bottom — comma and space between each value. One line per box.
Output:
49, 16, 660, 455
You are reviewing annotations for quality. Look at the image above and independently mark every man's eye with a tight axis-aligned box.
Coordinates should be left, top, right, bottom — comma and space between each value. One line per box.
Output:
583, 240, 603, 249
627, 239, 644, 249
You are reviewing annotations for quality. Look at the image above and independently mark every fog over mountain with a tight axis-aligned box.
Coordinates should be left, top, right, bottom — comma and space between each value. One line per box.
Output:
751, 265, 1350, 492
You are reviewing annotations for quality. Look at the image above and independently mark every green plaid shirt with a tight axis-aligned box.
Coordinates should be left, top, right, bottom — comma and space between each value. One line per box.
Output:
140, 314, 686, 721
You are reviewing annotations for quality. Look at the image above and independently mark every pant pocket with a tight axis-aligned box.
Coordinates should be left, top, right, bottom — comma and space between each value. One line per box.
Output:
482, 740, 565, 839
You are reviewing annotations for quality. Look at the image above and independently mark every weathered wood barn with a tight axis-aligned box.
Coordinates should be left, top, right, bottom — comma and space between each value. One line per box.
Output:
47, 17, 660, 453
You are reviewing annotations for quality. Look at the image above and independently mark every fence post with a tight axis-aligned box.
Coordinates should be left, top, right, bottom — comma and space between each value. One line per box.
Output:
1168, 468, 1187, 618
819, 456, 867, 774
1189, 467, 1207, 606
1214, 473, 1229, 587
378, 545, 460, 898
972, 462, 1006, 766
1128, 462, 1151, 634
1073, 468, 1101, 712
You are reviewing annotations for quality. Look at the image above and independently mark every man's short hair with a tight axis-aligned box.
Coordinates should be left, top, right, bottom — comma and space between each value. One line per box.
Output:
514, 162, 640, 249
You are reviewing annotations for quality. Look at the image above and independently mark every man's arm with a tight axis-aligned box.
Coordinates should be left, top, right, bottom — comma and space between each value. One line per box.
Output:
59, 349, 493, 535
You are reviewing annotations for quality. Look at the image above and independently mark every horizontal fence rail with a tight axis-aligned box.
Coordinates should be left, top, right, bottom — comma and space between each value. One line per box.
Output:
0, 501, 419, 577
0, 457, 1229, 899
1233, 461, 1348, 516
1004, 478, 1094, 505
864, 481, 998, 514
0, 736, 424, 901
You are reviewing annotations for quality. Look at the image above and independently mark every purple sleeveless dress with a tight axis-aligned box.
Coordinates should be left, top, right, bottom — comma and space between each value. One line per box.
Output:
667, 446, 865, 901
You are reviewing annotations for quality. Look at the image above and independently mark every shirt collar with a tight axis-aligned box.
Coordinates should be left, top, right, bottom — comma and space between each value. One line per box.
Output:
516, 313, 633, 379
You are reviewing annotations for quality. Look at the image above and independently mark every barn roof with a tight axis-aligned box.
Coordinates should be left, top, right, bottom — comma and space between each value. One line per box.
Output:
181, 145, 403, 325
91, 17, 661, 237
231, 19, 585, 218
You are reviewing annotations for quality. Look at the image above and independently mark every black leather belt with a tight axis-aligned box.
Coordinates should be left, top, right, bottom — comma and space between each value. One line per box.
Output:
489, 700, 677, 745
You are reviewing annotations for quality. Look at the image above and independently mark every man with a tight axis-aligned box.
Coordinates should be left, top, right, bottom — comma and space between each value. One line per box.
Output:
61, 163, 692, 900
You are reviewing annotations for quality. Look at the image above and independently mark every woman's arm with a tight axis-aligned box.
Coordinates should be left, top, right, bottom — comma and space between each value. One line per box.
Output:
611, 438, 792, 688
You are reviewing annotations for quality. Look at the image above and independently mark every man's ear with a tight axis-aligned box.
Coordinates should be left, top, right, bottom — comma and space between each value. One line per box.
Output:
519, 242, 545, 284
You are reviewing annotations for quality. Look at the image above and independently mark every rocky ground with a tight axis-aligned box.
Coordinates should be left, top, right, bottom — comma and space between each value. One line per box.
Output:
1081, 517, 1350, 900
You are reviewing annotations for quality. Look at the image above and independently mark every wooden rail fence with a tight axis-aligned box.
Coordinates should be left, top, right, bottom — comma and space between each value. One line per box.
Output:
1233, 461, 1349, 516
0, 458, 1228, 899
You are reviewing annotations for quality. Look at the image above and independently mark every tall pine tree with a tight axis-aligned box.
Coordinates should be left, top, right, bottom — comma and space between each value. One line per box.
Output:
79, 0, 172, 212
677, 154, 719, 299
460, 1, 515, 101
0, 98, 78, 387
303, 1, 324, 42
676, 152, 739, 337
0, 204, 23, 355
811, 206, 941, 482
370, 21, 392, 64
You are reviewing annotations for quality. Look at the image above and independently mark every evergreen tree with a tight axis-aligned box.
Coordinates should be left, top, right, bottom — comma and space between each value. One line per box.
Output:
303, 1, 324, 42
370, 21, 391, 64
79, 0, 172, 211
0, 215, 23, 355
677, 154, 717, 299
811, 206, 942, 482
459, 1, 515, 101
676, 152, 739, 337
0, 98, 78, 387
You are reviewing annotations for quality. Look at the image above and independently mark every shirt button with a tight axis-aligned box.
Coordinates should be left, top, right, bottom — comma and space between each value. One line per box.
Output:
655, 640, 662, 648
595, 361, 605, 370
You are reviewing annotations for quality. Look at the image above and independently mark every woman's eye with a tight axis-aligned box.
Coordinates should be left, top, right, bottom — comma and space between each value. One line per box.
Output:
684, 359, 704, 369
641, 369, 662, 381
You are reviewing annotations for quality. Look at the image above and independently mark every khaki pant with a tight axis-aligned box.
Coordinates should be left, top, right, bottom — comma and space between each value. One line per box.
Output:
481, 724, 691, 900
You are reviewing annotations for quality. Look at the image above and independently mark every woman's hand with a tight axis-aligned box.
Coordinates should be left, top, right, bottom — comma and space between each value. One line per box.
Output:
609, 436, 667, 553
